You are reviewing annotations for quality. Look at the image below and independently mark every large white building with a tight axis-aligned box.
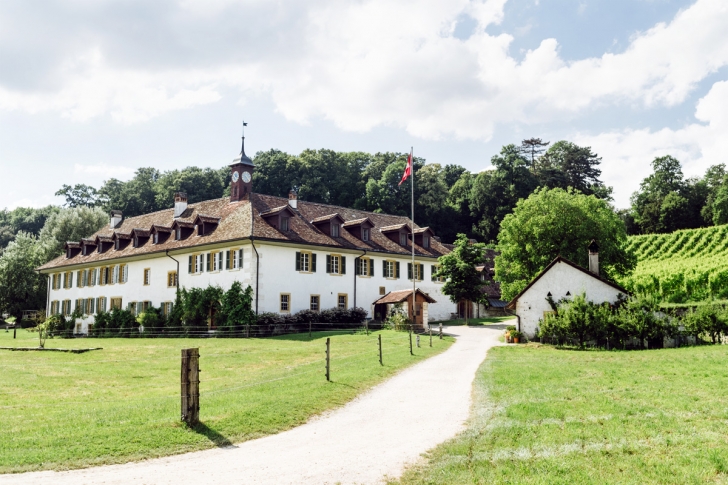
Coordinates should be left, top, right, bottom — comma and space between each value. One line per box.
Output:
38, 141, 455, 334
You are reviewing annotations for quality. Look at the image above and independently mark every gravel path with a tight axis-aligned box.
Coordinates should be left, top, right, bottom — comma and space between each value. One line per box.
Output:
2, 325, 503, 485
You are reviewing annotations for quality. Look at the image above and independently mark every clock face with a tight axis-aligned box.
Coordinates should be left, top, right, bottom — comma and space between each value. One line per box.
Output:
231, 171, 239, 183
242, 171, 252, 183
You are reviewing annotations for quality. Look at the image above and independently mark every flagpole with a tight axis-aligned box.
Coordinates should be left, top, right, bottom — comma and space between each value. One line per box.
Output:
411, 147, 415, 326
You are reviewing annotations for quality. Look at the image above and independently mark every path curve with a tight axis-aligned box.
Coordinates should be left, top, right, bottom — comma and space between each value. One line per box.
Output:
2, 326, 503, 485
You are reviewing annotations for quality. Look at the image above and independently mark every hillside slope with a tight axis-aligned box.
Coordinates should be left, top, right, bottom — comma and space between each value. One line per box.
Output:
621, 225, 728, 303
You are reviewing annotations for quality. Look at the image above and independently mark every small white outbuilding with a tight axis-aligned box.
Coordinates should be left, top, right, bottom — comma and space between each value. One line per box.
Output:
505, 242, 628, 338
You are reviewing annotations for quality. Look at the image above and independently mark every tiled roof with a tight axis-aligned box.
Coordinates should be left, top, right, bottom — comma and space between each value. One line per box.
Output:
379, 223, 410, 232
39, 193, 450, 271
310, 213, 343, 224
342, 217, 373, 227
373, 289, 437, 305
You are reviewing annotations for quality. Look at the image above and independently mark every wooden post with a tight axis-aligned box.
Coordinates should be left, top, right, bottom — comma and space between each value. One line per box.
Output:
439, 322, 443, 340
416, 334, 420, 348
366, 320, 369, 336
378, 334, 383, 366
429, 328, 432, 347
246, 325, 250, 338
309, 322, 312, 338
181, 348, 200, 426
409, 327, 413, 355
325, 337, 330, 381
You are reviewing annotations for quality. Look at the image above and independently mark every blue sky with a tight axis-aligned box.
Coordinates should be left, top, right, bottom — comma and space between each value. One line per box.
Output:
1, 0, 726, 210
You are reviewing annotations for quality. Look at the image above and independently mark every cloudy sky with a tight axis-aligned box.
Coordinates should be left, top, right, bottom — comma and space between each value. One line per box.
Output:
1, 0, 726, 210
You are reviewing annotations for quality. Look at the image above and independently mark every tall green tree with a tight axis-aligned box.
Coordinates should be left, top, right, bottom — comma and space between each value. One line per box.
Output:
154, 166, 227, 209
38, 206, 108, 258
536, 141, 612, 199
435, 233, 487, 324
0, 232, 48, 321
55, 184, 100, 208
495, 187, 636, 300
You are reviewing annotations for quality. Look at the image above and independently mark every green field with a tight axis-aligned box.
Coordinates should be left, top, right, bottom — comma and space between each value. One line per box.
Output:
622, 224, 728, 303
394, 344, 728, 485
0, 328, 453, 473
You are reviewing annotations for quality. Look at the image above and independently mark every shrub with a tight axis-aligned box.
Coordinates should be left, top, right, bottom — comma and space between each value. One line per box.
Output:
256, 312, 284, 326
217, 282, 256, 335
139, 307, 166, 336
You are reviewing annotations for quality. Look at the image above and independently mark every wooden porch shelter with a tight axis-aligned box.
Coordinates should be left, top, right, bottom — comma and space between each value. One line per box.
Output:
373, 289, 437, 330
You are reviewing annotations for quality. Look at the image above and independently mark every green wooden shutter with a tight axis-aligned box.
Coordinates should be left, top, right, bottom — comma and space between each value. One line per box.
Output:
225, 250, 229, 270
369, 259, 374, 277
188, 255, 193, 273
206, 253, 211, 271
418, 264, 424, 281
408, 263, 412, 280
238, 249, 243, 269
312, 253, 317, 272
326, 255, 332, 273
295, 252, 301, 271
341, 256, 346, 274
396, 262, 400, 278
382, 260, 387, 277
431, 265, 436, 281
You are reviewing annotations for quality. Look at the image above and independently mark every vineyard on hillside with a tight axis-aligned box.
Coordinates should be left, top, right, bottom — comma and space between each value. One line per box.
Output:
621, 224, 728, 303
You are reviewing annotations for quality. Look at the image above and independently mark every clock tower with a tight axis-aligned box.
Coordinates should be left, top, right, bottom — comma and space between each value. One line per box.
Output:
230, 123, 255, 202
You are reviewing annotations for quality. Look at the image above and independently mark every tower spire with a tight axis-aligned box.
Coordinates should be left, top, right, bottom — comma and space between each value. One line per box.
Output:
241, 120, 248, 156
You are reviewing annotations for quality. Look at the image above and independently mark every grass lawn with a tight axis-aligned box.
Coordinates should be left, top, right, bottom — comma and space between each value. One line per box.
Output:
432, 316, 515, 326
0, 328, 453, 473
394, 343, 728, 485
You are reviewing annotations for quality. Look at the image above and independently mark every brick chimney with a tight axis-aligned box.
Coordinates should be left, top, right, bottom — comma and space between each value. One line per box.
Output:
288, 189, 298, 209
174, 192, 188, 218
588, 239, 599, 275
110, 210, 122, 229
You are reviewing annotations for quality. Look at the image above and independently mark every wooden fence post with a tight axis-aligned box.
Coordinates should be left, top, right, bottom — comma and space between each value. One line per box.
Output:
309, 322, 312, 338
416, 334, 420, 348
378, 334, 383, 366
325, 337, 330, 381
429, 328, 432, 347
366, 320, 369, 336
439, 322, 443, 340
181, 348, 200, 426
409, 327, 413, 356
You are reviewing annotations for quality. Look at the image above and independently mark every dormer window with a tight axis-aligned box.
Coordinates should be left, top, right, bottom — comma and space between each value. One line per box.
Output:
176, 228, 181, 240
154, 233, 159, 244
423, 235, 430, 248
331, 224, 340, 238
281, 216, 289, 232
362, 228, 370, 241
400, 233, 407, 246
261, 205, 296, 233
311, 213, 346, 238
115, 240, 120, 250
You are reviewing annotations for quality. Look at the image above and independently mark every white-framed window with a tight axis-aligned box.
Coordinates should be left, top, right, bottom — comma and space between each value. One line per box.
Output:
97, 297, 107, 313
167, 271, 178, 288
362, 228, 370, 241
143, 268, 151, 285
111, 265, 119, 285
188, 254, 204, 274
431, 264, 445, 282
296, 251, 315, 273
226, 248, 243, 270
63, 299, 72, 315
331, 224, 340, 238
50, 300, 60, 315
408, 262, 424, 281
281, 217, 289, 231
400, 233, 407, 246
383, 260, 399, 279
280, 293, 290, 313
327, 254, 345, 275
211, 251, 223, 272
162, 301, 173, 316
337, 294, 348, 309
128, 301, 138, 316
110, 297, 122, 310
310, 295, 320, 312
87, 297, 95, 315
356, 257, 374, 277
423, 235, 430, 248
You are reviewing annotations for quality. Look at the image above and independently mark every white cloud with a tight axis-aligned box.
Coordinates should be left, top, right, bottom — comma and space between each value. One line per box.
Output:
0, 0, 726, 141
575, 80, 728, 208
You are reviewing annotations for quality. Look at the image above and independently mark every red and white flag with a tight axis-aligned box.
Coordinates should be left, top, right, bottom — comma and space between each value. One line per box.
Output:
398, 150, 413, 186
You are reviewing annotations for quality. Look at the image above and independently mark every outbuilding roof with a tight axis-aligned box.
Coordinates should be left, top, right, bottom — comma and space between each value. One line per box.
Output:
504, 256, 630, 310
373, 288, 437, 305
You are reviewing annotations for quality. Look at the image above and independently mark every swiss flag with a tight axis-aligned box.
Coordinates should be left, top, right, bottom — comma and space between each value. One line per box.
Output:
398, 150, 413, 186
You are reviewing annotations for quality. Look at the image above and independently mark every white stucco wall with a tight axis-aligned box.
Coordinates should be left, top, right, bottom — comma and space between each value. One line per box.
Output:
514, 261, 626, 338
45, 241, 455, 334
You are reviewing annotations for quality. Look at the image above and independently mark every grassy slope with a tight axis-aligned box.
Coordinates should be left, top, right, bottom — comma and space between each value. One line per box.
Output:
622, 224, 728, 303
395, 344, 728, 484
0, 328, 453, 473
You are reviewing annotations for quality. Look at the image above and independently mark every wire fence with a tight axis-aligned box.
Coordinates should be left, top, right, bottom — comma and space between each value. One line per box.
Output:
0, 326, 446, 419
